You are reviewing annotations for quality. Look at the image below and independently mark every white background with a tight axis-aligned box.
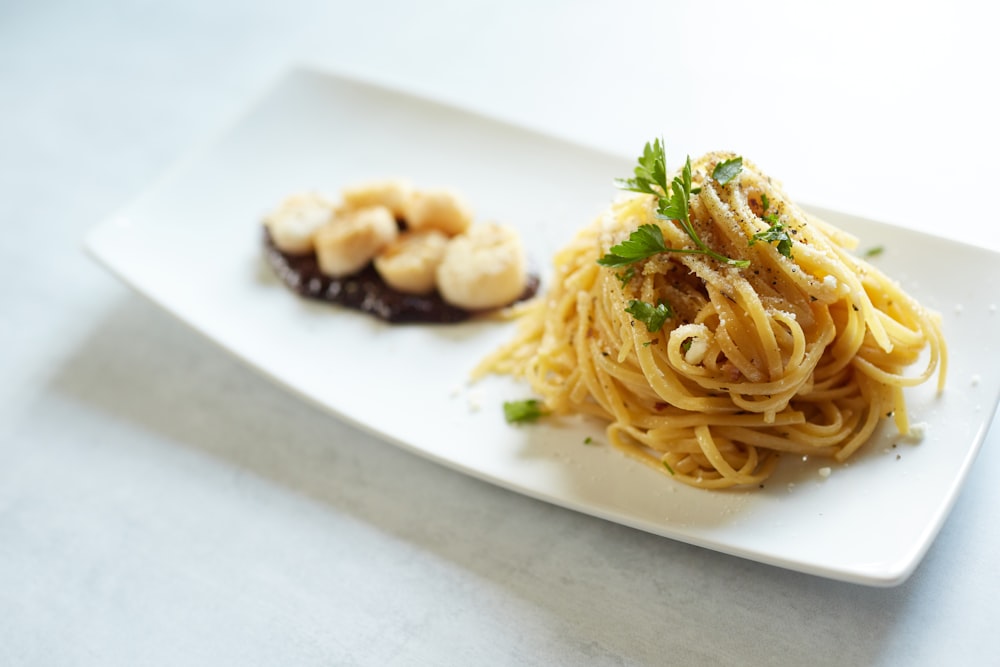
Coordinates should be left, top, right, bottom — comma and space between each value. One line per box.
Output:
2, 1, 998, 664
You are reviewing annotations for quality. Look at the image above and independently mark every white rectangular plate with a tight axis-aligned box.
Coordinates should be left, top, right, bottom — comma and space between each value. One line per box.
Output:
86, 67, 1000, 586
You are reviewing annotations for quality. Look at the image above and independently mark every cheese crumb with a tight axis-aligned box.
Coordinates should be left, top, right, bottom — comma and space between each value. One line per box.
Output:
906, 422, 928, 441
818, 467, 832, 478
684, 336, 710, 365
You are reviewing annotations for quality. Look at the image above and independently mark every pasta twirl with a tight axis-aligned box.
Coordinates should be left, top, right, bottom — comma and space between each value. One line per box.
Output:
477, 152, 946, 489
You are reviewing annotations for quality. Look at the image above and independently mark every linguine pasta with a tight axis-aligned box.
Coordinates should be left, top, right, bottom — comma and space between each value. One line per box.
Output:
477, 152, 946, 489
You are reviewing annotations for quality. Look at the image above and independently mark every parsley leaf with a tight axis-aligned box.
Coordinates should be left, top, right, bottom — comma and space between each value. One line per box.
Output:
712, 157, 743, 185
662, 158, 750, 268
607, 142, 750, 269
598, 224, 668, 266
751, 194, 794, 258
615, 266, 636, 286
864, 245, 885, 258
625, 299, 674, 333
503, 399, 547, 424
614, 139, 669, 196
750, 222, 793, 258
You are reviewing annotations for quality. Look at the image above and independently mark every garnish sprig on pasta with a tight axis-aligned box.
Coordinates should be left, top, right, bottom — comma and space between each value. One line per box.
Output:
624, 299, 673, 333
602, 140, 751, 269
749, 193, 794, 258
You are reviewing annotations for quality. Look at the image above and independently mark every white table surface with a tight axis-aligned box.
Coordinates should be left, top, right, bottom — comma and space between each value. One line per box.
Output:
2, 1, 998, 665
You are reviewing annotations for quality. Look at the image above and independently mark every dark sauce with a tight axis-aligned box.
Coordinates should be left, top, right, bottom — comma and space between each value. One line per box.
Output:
263, 228, 539, 324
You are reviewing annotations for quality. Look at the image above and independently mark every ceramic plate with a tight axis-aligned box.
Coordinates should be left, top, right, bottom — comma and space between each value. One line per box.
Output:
85, 67, 1000, 586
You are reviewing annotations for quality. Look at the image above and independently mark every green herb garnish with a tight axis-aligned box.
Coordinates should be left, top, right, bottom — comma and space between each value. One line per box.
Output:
752, 194, 793, 257
750, 222, 793, 258
605, 140, 750, 269
712, 157, 743, 185
615, 266, 636, 286
598, 225, 667, 267
503, 399, 547, 424
663, 460, 675, 475
583, 436, 594, 445
625, 299, 674, 333
614, 139, 668, 198
864, 245, 885, 258
760, 193, 780, 225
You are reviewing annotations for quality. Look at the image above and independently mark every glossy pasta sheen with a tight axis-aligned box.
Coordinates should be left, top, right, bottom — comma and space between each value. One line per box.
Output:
478, 153, 947, 489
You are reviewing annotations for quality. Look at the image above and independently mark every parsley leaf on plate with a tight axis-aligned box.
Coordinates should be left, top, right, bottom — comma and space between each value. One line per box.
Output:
503, 399, 547, 424
864, 245, 885, 258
